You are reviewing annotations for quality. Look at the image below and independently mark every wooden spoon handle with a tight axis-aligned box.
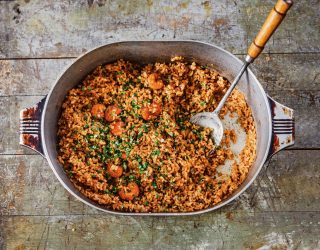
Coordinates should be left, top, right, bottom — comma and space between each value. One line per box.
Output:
247, 0, 293, 61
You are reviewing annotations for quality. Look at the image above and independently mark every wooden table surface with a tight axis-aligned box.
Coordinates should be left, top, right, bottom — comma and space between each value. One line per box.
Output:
0, 0, 319, 249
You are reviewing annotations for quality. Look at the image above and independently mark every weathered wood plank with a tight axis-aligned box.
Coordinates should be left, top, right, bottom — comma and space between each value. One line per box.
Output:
234, 150, 320, 213
0, 96, 42, 155
0, 0, 319, 58
1, 54, 319, 97
252, 54, 320, 92
0, 217, 4, 249
0, 54, 319, 153
0, 58, 73, 96
267, 90, 320, 150
0, 88, 318, 156
1, 151, 319, 216
2, 212, 320, 250
1, 0, 319, 249
0, 154, 98, 216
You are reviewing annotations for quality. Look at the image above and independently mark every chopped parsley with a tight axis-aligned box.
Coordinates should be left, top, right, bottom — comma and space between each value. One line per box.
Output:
124, 147, 131, 157
193, 129, 203, 139
200, 101, 206, 106
123, 80, 133, 90
152, 181, 157, 189
138, 162, 148, 172
86, 134, 95, 139
111, 186, 118, 194
131, 100, 140, 109
136, 155, 142, 163
67, 170, 74, 177
141, 124, 149, 132
89, 144, 98, 150
114, 149, 122, 158
151, 149, 160, 156
137, 131, 143, 140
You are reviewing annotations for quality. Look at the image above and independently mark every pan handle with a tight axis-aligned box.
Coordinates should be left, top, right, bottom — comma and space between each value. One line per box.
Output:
267, 96, 295, 158
19, 97, 46, 157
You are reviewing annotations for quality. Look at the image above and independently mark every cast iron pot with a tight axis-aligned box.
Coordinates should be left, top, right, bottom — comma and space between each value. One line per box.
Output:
19, 41, 295, 215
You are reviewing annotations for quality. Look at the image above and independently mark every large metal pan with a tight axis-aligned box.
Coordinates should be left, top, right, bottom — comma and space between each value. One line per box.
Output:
19, 41, 294, 215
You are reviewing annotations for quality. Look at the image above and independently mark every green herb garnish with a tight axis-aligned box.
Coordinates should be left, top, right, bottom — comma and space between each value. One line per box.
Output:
138, 162, 148, 171
111, 186, 118, 194
131, 100, 140, 110
123, 80, 133, 90
89, 144, 98, 150
67, 170, 74, 177
152, 181, 157, 189
137, 131, 143, 140
151, 149, 160, 156
86, 134, 94, 139
141, 124, 149, 132
114, 149, 122, 158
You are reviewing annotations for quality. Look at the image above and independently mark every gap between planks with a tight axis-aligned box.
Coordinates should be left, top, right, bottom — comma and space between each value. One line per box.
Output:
1, 51, 320, 61
2, 210, 320, 218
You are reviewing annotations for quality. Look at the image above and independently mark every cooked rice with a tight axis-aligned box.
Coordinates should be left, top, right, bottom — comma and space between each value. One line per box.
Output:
57, 58, 256, 212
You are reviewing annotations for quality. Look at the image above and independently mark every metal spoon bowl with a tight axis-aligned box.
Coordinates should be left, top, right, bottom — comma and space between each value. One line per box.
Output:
190, 62, 249, 146
190, 0, 293, 146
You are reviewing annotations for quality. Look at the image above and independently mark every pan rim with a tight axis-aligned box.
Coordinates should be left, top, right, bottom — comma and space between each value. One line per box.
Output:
41, 40, 272, 216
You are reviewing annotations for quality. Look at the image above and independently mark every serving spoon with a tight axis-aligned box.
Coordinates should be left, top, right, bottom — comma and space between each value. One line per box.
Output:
190, 0, 293, 146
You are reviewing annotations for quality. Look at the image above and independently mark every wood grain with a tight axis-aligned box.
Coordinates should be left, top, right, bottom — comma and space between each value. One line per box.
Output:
1, 150, 320, 249
0, 54, 319, 155
0, 0, 319, 58
2, 212, 320, 249
0, 58, 72, 96
1, 151, 319, 216
0, 88, 318, 156
247, 0, 293, 59
1, 0, 319, 248
1, 54, 319, 97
